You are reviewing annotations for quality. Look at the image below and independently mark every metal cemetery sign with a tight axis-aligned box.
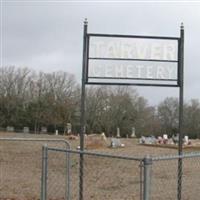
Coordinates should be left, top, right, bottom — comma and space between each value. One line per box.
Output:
80, 20, 184, 200
86, 34, 180, 86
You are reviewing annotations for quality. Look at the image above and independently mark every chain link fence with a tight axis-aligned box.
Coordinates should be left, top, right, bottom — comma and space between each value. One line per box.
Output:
1, 136, 200, 200
44, 147, 142, 200
42, 146, 200, 200
0, 137, 70, 200
151, 153, 200, 200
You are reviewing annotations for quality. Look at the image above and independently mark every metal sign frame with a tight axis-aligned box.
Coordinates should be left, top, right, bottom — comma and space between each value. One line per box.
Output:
86, 33, 180, 87
79, 19, 184, 200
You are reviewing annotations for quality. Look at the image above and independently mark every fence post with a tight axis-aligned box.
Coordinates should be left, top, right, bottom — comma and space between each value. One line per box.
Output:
143, 155, 152, 200
66, 151, 71, 200
140, 160, 143, 200
41, 144, 48, 200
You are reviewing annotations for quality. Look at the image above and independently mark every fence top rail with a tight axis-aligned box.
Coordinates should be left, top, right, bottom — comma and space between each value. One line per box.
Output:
47, 147, 142, 161
152, 152, 200, 161
0, 137, 71, 149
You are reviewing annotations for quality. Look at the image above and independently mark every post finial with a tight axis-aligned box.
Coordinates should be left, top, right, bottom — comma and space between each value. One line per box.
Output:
181, 22, 184, 30
84, 18, 88, 25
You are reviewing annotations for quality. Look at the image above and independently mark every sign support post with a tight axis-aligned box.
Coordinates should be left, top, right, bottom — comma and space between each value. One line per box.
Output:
79, 19, 88, 200
178, 23, 184, 200
79, 20, 184, 200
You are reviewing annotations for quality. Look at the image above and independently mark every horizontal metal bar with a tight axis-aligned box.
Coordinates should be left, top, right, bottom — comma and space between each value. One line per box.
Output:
152, 152, 200, 161
89, 57, 178, 63
88, 33, 180, 40
47, 146, 200, 161
86, 81, 179, 87
88, 76, 178, 82
0, 137, 71, 149
47, 147, 142, 161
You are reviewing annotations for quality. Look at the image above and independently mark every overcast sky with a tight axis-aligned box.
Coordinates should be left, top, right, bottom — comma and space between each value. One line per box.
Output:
1, 1, 200, 105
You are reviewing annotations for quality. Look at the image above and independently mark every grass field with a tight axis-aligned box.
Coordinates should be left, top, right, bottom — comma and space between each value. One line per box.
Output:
0, 132, 200, 200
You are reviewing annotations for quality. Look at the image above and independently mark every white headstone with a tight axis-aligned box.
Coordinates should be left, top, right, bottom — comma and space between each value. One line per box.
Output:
116, 127, 120, 138
163, 134, 168, 140
55, 130, 58, 135
101, 132, 107, 141
111, 138, 124, 148
67, 123, 72, 134
184, 135, 189, 143
131, 127, 136, 138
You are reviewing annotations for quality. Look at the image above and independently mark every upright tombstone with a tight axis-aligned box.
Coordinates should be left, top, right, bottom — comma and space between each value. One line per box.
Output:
163, 134, 168, 140
184, 135, 189, 145
131, 127, 136, 138
41, 127, 47, 134
116, 127, 120, 138
23, 127, 29, 133
55, 130, 58, 136
6, 126, 14, 132
67, 123, 72, 135
110, 138, 124, 148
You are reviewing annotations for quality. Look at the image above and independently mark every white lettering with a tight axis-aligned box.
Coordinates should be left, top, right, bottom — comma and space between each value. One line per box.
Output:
157, 66, 166, 79
167, 66, 176, 79
126, 65, 135, 78
90, 37, 178, 61
136, 45, 149, 59
164, 43, 177, 60
105, 65, 114, 77
146, 66, 154, 79
90, 41, 105, 57
151, 43, 163, 60
116, 65, 124, 77
136, 65, 144, 78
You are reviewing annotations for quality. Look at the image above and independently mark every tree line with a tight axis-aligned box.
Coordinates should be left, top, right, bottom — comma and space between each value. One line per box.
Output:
0, 66, 200, 138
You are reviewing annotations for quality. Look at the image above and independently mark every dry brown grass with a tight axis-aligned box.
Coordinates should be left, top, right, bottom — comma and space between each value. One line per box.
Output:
0, 132, 200, 200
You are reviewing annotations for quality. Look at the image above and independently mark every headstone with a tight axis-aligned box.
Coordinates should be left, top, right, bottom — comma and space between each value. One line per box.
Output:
116, 127, 120, 138
67, 123, 72, 134
55, 130, 58, 135
101, 132, 107, 141
110, 138, 124, 148
184, 135, 189, 142
145, 137, 152, 144
6, 126, 14, 132
168, 138, 174, 145
158, 136, 163, 144
139, 136, 146, 144
184, 135, 189, 145
139, 136, 156, 144
172, 134, 179, 145
163, 134, 168, 144
131, 127, 136, 138
41, 127, 47, 133
23, 127, 29, 133
163, 134, 168, 140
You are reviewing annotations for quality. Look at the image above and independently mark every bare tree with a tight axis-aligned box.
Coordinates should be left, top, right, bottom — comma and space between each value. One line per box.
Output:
157, 97, 179, 136
0, 66, 32, 128
184, 99, 200, 138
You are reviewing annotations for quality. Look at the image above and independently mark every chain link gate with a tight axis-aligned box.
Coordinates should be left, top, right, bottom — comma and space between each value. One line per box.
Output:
41, 145, 144, 200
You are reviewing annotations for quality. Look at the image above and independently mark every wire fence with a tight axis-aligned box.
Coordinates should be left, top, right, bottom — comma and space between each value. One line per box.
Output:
151, 153, 200, 200
0, 137, 70, 200
44, 147, 142, 200
42, 147, 200, 200
1, 136, 200, 200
